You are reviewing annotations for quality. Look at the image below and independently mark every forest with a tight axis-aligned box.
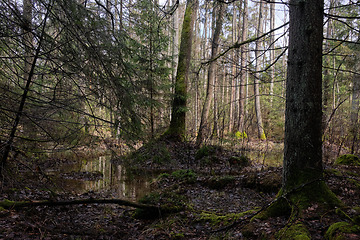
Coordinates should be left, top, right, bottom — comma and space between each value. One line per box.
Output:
1, 0, 360, 239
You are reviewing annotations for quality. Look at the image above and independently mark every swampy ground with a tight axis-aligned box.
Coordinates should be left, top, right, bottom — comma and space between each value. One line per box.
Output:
1, 139, 360, 239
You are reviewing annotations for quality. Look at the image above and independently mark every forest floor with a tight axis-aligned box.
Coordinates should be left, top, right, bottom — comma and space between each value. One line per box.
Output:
0, 139, 360, 239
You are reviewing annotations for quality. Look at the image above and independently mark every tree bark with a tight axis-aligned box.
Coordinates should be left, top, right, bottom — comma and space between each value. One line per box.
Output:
238, 0, 248, 136
322, 0, 335, 133
257, 1, 341, 221
228, 3, 237, 134
283, 0, 324, 191
1, 0, 35, 175
166, 0, 198, 140
269, 1, 275, 105
350, 56, 360, 154
196, 2, 224, 146
254, 0, 266, 140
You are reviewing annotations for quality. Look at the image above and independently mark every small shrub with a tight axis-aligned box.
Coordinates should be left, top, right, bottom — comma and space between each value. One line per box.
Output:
235, 131, 248, 139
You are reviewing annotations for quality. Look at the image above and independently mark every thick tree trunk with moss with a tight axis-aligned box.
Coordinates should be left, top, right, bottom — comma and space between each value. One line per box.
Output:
256, 2, 342, 223
166, 0, 198, 140
283, 0, 324, 192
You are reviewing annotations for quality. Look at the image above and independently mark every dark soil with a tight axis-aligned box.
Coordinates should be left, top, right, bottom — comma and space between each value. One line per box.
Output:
1, 140, 360, 239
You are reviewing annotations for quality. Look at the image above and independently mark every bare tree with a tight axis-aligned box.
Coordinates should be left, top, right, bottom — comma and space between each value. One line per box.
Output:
196, 1, 225, 146
254, 0, 266, 140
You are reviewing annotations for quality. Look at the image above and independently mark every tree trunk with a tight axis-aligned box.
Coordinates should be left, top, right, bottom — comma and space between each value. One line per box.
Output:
196, 1, 224, 146
1, 1, 50, 175
269, 1, 275, 105
322, 0, 335, 133
238, 0, 248, 136
166, 0, 198, 140
257, 0, 341, 222
254, 0, 266, 140
1, 0, 33, 174
350, 56, 360, 154
228, 3, 237, 134
283, 0, 323, 190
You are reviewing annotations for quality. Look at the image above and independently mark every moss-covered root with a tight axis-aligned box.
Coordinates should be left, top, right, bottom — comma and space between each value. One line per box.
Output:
325, 222, 360, 240
276, 222, 311, 240
335, 154, 360, 166
254, 181, 342, 220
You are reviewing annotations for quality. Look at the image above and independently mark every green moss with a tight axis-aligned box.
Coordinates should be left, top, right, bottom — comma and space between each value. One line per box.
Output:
135, 191, 187, 219
348, 178, 360, 189
195, 145, 223, 166
276, 222, 311, 240
195, 145, 222, 160
287, 181, 342, 210
260, 132, 267, 141
335, 154, 360, 166
158, 173, 170, 179
170, 232, 185, 239
129, 140, 172, 165
0, 199, 17, 209
254, 181, 342, 221
335, 208, 353, 222
253, 195, 291, 221
171, 169, 197, 183
199, 208, 260, 227
325, 222, 360, 240
352, 207, 360, 225
325, 168, 343, 177
205, 175, 235, 190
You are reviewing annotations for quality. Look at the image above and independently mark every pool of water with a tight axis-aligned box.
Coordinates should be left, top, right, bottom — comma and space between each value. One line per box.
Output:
52, 155, 156, 201
52, 148, 283, 201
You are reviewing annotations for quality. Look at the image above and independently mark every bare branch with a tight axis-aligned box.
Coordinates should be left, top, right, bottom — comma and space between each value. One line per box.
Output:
201, 21, 289, 66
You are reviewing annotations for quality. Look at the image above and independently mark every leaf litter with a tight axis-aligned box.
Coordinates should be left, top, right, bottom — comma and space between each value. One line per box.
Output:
0, 140, 359, 239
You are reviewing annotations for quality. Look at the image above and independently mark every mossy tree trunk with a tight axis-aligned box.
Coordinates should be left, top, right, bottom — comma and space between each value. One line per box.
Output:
280, 0, 341, 209
257, 1, 342, 222
283, 0, 324, 192
166, 0, 198, 140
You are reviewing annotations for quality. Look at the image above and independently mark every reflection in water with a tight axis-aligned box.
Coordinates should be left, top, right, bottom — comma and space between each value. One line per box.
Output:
58, 149, 282, 200
63, 156, 154, 201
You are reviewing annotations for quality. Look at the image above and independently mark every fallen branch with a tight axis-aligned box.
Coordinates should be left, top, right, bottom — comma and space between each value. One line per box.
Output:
0, 198, 158, 212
